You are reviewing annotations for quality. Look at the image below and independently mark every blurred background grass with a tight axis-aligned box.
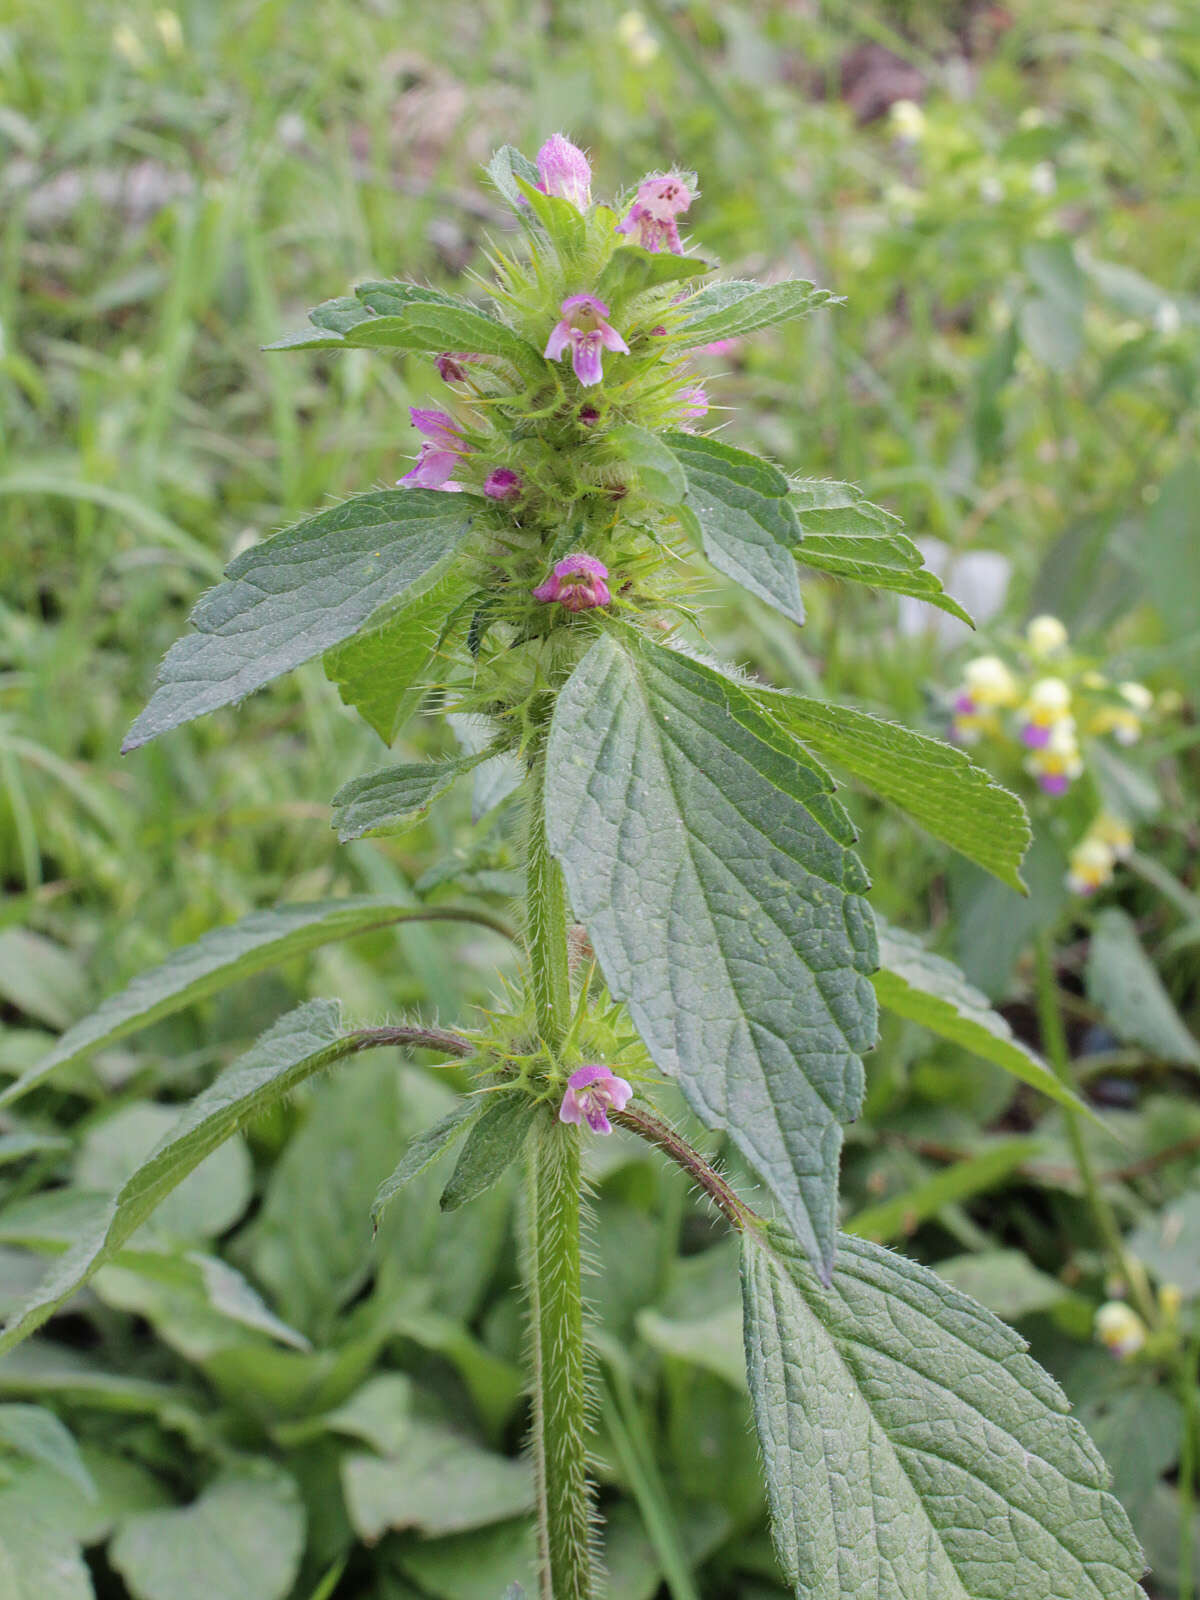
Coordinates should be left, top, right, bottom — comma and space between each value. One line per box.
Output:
1, 2, 1199, 1597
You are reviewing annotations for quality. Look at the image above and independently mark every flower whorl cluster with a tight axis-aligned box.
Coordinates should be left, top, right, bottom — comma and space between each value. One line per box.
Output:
946, 616, 1160, 897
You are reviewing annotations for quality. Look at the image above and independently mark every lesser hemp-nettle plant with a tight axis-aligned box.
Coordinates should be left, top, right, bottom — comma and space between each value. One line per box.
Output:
3, 137, 1147, 1598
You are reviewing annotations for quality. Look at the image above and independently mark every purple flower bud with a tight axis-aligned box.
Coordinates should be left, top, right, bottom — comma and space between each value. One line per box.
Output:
1021, 722, 1053, 749
1039, 772, 1071, 796
436, 353, 473, 382
558, 1063, 633, 1135
533, 553, 612, 612
399, 408, 468, 490
536, 134, 592, 211
578, 404, 600, 426
703, 338, 739, 357
616, 173, 694, 254
484, 467, 522, 501
544, 294, 629, 387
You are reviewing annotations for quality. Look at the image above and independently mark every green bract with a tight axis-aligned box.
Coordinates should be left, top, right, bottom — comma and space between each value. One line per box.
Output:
12, 135, 1146, 1600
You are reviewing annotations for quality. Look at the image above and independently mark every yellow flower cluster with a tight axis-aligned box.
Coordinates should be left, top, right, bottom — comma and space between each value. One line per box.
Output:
1066, 814, 1133, 897
947, 616, 1159, 898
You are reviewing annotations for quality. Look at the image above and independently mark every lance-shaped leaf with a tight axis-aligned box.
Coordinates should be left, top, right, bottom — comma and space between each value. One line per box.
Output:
873, 916, 1094, 1117
342, 299, 544, 377
755, 693, 1030, 891
546, 633, 876, 1273
331, 755, 484, 843
669, 279, 840, 349
371, 1101, 480, 1232
324, 559, 474, 746
123, 490, 477, 751
0, 897, 498, 1109
352, 281, 469, 318
439, 1095, 535, 1212
790, 478, 972, 623
0, 1001, 400, 1355
662, 432, 805, 623
595, 244, 708, 309
741, 1226, 1146, 1600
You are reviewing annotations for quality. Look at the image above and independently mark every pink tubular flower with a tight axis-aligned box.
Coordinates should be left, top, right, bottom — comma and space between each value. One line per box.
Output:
484, 467, 522, 501
536, 134, 592, 210
533, 553, 611, 612
559, 1064, 633, 1135
544, 294, 629, 387
679, 384, 709, 428
616, 173, 694, 254
399, 408, 468, 490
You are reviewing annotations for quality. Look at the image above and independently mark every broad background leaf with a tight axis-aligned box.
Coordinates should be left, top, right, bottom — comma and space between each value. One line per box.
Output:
1086, 909, 1200, 1068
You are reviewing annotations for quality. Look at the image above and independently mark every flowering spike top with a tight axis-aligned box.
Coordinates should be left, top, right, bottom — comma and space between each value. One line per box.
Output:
536, 134, 592, 210
544, 294, 629, 387
559, 1064, 633, 1135
533, 553, 612, 612
616, 172, 694, 253
399, 408, 468, 490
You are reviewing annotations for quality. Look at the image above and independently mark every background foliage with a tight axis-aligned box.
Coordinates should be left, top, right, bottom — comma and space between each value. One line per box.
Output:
1, 1, 1198, 1596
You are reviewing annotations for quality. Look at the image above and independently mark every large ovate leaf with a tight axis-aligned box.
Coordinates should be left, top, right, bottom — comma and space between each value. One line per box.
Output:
741, 1226, 1146, 1600
323, 559, 475, 744
0, 1498, 94, 1600
331, 755, 481, 843
0, 1000, 374, 1354
757, 693, 1029, 891
0, 1404, 95, 1497
1086, 908, 1200, 1068
669, 279, 840, 348
790, 479, 973, 623
109, 1467, 305, 1600
872, 916, 1088, 1114
546, 632, 876, 1273
1, 896, 485, 1109
123, 490, 477, 750
663, 432, 806, 623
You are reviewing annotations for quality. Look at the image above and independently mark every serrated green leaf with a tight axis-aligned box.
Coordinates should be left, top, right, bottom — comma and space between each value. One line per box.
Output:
663, 432, 805, 623
844, 1136, 1040, 1243
0, 896, 480, 1109
1086, 908, 1200, 1068
789, 479, 973, 624
0, 1405, 95, 1498
757, 693, 1029, 890
487, 145, 541, 214
308, 295, 374, 333
546, 632, 876, 1273
872, 916, 1089, 1114
123, 490, 477, 750
341, 1420, 533, 1540
608, 423, 687, 504
669, 279, 840, 348
343, 300, 543, 376
440, 1095, 535, 1212
323, 558, 474, 744
331, 756, 480, 843
595, 244, 709, 308
371, 1101, 479, 1231
741, 1227, 1146, 1600
261, 326, 348, 351
0, 1000, 370, 1355
352, 281, 467, 317
109, 1468, 305, 1600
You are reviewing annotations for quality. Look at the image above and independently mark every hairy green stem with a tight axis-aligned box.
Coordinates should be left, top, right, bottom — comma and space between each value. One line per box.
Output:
526, 1118, 594, 1600
526, 756, 571, 1050
1033, 933, 1155, 1323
